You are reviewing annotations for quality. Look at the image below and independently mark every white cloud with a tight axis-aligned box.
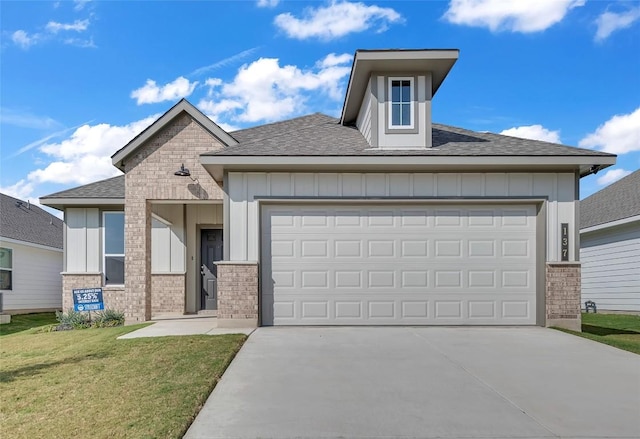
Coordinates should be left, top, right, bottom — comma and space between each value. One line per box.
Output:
74, 0, 91, 11
579, 108, 640, 154
63, 37, 96, 48
11, 30, 40, 49
500, 125, 561, 143
596, 168, 632, 186
595, 6, 640, 41
45, 19, 90, 33
131, 77, 198, 105
198, 53, 352, 123
443, 0, 585, 33
257, 0, 279, 8
2, 116, 157, 203
0, 108, 60, 130
274, 1, 403, 40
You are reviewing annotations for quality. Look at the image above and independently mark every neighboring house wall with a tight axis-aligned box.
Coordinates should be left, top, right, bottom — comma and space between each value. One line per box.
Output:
0, 239, 63, 313
580, 220, 640, 311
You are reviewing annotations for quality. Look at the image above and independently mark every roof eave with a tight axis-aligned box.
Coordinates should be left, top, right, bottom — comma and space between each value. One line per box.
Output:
580, 214, 640, 233
39, 198, 125, 211
200, 154, 616, 182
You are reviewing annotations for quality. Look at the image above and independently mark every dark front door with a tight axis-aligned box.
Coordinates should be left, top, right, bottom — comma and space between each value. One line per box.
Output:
200, 229, 223, 310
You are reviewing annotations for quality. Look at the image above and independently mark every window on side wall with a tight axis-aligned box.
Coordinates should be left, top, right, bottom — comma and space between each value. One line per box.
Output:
388, 77, 414, 129
0, 247, 12, 290
103, 212, 124, 285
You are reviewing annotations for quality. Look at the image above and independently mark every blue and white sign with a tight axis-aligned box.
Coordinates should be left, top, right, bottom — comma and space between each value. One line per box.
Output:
73, 288, 104, 312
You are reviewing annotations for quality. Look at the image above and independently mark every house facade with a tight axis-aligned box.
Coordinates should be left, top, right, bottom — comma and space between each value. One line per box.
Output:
41, 49, 616, 330
0, 193, 64, 313
580, 170, 639, 312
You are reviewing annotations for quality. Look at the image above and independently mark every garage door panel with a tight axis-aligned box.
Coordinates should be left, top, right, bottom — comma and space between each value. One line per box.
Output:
262, 204, 537, 325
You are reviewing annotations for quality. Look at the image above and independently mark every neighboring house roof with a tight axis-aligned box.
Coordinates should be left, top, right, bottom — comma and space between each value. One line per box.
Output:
208, 114, 611, 157
580, 170, 640, 230
0, 193, 63, 249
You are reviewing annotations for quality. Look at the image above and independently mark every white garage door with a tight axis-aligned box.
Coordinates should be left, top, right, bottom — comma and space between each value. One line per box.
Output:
261, 204, 537, 326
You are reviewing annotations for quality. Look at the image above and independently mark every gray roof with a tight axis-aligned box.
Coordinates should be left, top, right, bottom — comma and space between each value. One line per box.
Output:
42, 175, 124, 199
209, 113, 613, 157
580, 170, 640, 229
0, 193, 63, 249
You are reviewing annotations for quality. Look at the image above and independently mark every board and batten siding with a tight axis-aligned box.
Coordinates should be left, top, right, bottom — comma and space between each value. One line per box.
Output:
227, 172, 577, 263
0, 240, 63, 311
356, 78, 372, 145
151, 204, 186, 273
581, 221, 640, 311
65, 207, 100, 272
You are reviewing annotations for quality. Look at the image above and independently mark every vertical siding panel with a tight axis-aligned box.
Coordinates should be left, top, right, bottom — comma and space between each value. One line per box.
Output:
413, 174, 434, 196
318, 173, 339, 196
86, 208, 100, 272
66, 208, 87, 272
485, 174, 507, 196
389, 174, 410, 196
228, 173, 245, 261
247, 173, 268, 261
342, 174, 362, 196
461, 174, 483, 196
365, 174, 386, 196
436, 174, 457, 196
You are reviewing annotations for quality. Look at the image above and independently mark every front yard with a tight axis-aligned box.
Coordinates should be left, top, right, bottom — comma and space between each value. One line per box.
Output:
0, 314, 246, 438
557, 312, 640, 354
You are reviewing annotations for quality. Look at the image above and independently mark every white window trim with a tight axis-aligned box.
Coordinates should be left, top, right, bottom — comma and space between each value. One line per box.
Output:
102, 211, 125, 286
0, 247, 13, 291
387, 76, 415, 130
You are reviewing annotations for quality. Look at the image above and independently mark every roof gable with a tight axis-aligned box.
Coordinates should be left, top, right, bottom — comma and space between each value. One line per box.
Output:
111, 99, 238, 170
0, 193, 63, 249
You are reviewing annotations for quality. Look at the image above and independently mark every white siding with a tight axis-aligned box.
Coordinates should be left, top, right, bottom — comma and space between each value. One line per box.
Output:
356, 78, 372, 145
65, 208, 99, 272
228, 172, 577, 263
0, 240, 63, 311
580, 221, 640, 311
151, 204, 186, 273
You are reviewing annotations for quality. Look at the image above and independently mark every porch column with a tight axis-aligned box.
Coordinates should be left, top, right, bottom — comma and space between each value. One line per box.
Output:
124, 194, 152, 323
545, 262, 581, 331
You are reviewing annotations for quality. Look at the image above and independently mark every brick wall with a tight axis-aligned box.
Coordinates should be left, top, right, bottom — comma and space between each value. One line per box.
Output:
122, 112, 225, 322
216, 262, 258, 326
61, 274, 125, 312
151, 274, 185, 316
546, 263, 581, 331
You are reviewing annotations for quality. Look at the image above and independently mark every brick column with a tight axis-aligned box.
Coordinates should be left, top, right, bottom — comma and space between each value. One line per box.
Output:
546, 263, 581, 331
124, 195, 152, 323
62, 273, 102, 311
215, 262, 258, 328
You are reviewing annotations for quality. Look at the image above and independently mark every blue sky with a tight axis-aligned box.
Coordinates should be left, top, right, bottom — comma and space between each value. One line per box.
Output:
1, 0, 639, 212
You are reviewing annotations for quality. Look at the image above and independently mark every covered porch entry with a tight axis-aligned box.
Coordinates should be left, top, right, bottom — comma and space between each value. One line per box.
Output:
150, 202, 223, 316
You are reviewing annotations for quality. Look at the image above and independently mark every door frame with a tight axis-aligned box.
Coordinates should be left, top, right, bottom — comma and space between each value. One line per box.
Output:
197, 225, 223, 311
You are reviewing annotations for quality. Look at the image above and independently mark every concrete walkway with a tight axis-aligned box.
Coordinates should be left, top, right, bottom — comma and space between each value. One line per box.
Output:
117, 316, 254, 339
185, 327, 640, 439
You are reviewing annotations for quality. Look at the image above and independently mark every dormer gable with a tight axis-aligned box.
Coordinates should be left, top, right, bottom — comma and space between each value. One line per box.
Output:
341, 49, 459, 149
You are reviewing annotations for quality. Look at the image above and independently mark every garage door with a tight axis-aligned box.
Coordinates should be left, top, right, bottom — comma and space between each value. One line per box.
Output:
261, 204, 537, 325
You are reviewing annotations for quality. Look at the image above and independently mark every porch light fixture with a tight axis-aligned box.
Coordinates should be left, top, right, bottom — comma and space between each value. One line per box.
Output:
174, 164, 191, 177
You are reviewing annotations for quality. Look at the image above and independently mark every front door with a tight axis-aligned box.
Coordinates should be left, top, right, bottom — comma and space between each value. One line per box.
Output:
200, 229, 223, 310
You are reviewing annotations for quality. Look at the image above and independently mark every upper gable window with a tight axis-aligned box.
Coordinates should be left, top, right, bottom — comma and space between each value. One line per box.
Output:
388, 77, 414, 129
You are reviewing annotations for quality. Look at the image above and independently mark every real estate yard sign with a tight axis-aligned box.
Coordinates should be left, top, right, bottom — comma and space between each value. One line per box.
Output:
73, 288, 104, 312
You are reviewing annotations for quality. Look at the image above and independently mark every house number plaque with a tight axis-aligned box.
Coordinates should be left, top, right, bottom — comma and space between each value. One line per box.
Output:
561, 223, 569, 261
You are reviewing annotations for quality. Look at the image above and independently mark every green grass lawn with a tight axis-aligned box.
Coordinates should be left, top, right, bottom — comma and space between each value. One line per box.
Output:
0, 312, 58, 336
557, 313, 640, 355
0, 316, 246, 438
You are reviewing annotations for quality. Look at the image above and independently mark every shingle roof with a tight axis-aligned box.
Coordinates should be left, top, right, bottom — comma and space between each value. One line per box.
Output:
42, 175, 124, 199
210, 113, 613, 157
0, 193, 63, 249
580, 170, 640, 229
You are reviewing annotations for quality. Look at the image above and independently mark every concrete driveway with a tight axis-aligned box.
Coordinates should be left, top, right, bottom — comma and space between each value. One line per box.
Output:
184, 327, 640, 439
